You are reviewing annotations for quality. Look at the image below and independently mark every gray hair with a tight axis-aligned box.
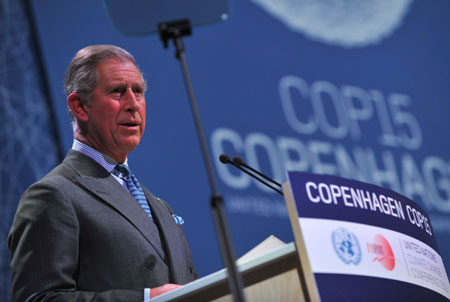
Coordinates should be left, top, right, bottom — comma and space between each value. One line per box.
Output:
65, 45, 145, 125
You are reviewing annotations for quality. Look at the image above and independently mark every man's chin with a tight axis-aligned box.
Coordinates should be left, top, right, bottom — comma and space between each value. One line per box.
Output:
119, 139, 141, 153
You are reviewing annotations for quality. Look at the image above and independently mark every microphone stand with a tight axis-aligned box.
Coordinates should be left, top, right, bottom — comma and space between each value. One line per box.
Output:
158, 20, 246, 302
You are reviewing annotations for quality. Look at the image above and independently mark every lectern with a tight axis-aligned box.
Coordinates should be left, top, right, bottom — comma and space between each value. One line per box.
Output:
150, 236, 315, 302
152, 172, 450, 302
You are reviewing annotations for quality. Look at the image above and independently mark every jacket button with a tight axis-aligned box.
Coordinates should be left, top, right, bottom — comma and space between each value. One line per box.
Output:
146, 255, 156, 271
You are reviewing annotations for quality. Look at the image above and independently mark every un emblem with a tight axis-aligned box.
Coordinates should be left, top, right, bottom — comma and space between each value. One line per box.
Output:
332, 228, 362, 265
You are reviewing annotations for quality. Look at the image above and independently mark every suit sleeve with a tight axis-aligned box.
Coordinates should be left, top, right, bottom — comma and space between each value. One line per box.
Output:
8, 177, 143, 302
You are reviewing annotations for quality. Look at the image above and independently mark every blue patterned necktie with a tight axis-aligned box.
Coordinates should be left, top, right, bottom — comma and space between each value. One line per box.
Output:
114, 164, 153, 220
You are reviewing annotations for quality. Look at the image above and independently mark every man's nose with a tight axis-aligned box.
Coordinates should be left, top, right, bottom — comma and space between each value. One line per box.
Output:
123, 89, 140, 111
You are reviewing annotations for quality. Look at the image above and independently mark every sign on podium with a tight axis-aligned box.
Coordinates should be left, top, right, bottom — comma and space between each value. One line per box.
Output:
283, 171, 450, 302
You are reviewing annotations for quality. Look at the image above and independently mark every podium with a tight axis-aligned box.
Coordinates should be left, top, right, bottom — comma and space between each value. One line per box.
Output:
153, 172, 450, 301
151, 236, 313, 302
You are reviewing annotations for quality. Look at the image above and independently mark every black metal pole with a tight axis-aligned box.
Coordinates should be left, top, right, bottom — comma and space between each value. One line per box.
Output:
173, 37, 219, 196
158, 20, 246, 302
174, 37, 246, 302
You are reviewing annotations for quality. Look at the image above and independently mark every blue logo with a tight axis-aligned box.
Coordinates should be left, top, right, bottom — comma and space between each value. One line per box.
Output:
332, 228, 362, 265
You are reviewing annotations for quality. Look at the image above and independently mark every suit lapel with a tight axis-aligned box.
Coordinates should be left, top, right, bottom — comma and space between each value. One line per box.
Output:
143, 187, 188, 283
64, 150, 166, 260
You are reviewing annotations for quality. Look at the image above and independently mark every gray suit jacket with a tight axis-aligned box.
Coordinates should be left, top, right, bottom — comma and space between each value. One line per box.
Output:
8, 150, 197, 302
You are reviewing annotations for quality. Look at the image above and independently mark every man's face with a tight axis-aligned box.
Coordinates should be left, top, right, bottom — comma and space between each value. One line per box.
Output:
83, 58, 146, 162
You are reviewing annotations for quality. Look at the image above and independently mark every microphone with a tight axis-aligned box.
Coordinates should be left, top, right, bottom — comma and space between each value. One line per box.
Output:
219, 153, 232, 165
231, 156, 282, 188
219, 154, 283, 196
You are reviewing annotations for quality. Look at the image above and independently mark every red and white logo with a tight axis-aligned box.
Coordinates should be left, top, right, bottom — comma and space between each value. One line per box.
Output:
366, 234, 395, 271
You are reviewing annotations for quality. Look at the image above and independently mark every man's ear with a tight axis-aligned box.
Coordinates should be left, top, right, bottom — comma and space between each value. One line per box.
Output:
68, 92, 89, 122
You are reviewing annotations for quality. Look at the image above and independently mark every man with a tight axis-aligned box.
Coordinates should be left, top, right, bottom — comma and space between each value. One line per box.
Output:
8, 45, 197, 302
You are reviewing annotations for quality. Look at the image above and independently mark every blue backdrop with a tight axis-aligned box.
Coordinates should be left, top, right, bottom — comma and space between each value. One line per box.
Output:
1, 0, 449, 300
0, 0, 62, 299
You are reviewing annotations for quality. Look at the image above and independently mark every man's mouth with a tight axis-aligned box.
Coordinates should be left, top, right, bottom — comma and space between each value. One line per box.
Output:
122, 123, 138, 127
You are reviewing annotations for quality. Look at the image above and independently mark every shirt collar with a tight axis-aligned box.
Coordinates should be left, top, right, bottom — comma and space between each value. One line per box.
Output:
71, 139, 128, 173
